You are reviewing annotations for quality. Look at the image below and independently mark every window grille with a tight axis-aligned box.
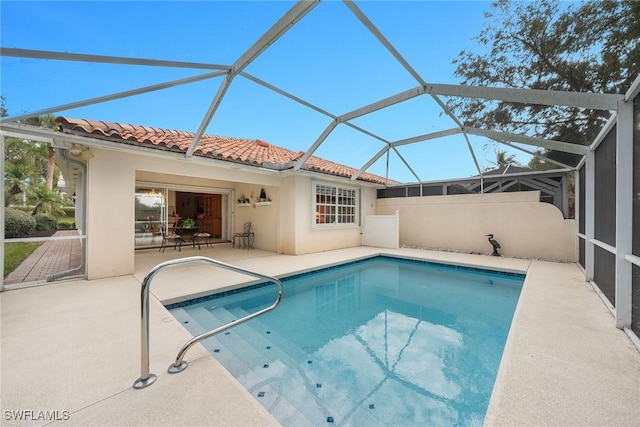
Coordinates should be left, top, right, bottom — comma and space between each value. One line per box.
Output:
314, 183, 357, 225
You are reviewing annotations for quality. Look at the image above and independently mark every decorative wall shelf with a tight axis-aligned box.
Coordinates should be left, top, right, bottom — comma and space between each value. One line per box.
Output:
235, 202, 271, 207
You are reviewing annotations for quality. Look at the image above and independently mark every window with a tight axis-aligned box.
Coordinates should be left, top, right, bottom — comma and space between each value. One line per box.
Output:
314, 183, 358, 226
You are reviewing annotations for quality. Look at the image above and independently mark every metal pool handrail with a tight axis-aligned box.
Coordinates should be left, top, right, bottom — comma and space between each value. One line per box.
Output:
133, 256, 283, 390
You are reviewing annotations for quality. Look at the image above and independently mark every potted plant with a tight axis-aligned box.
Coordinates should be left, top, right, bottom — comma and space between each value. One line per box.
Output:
237, 194, 249, 204
181, 218, 195, 228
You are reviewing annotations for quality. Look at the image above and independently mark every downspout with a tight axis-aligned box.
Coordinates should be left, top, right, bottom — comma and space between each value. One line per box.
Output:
46, 148, 87, 281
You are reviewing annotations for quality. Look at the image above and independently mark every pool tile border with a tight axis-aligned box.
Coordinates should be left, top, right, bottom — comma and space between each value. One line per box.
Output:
165, 255, 525, 311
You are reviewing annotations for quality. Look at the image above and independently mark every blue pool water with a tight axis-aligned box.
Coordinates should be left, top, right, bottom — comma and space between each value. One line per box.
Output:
167, 256, 524, 426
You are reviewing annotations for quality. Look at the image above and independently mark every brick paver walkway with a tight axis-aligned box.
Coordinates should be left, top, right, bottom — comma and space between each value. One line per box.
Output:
5, 230, 83, 285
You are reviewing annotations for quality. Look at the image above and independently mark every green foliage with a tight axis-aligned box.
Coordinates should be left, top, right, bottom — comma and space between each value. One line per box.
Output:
34, 213, 58, 231
57, 221, 76, 229
0, 95, 6, 118
4, 242, 40, 277
62, 207, 76, 217
485, 148, 520, 172
181, 218, 195, 228
3, 111, 65, 213
449, 0, 639, 148
29, 185, 67, 217
5, 207, 36, 238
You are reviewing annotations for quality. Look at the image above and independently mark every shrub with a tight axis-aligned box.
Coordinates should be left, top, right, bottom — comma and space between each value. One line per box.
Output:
34, 213, 58, 231
5, 208, 36, 238
57, 221, 76, 229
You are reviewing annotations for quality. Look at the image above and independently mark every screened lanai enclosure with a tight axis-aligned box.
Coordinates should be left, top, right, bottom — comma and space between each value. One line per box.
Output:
1, 0, 639, 347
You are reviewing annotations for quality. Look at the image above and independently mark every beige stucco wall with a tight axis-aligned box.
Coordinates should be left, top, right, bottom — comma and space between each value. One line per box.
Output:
86, 149, 136, 280
233, 183, 279, 252
84, 147, 379, 278
278, 175, 378, 255
86, 148, 282, 279
376, 191, 576, 262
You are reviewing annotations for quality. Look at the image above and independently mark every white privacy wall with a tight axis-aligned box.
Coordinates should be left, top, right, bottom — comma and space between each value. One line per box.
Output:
376, 192, 576, 262
362, 212, 399, 249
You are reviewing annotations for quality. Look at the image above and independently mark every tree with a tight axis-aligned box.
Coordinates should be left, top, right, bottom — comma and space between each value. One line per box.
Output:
4, 161, 33, 206
24, 114, 59, 191
2, 102, 68, 213
449, 0, 639, 158
3, 137, 48, 206
29, 184, 67, 217
488, 148, 519, 171
0, 96, 7, 118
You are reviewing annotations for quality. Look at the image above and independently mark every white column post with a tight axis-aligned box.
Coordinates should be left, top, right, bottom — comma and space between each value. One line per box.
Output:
615, 99, 633, 329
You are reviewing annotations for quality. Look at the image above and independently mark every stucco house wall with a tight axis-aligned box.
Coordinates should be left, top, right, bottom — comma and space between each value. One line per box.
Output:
376, 191, 576, 262
85, 147, 378, 279
278, 175, 378, 255
233, 182, 279, 252
86, 148, 136, 280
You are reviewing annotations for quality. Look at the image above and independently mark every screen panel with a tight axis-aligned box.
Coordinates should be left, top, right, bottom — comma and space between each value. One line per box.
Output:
594, 125, 616, 246
578, 166, 585, 235
593, 245, 616, 307
633, 95, 640, 256
633, 264, 640, 336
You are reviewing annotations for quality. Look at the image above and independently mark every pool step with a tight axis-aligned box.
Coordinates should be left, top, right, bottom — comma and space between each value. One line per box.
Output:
182, 305, 335, 426
172, 306, 386, 426
215, 306, 355, 425
175, 307, 316, 425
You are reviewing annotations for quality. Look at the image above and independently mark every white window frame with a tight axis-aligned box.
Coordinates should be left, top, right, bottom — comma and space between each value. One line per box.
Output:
312, 181, 360, 228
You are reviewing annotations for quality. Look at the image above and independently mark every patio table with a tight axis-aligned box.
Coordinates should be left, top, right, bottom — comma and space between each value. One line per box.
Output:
174, 227, 202, 250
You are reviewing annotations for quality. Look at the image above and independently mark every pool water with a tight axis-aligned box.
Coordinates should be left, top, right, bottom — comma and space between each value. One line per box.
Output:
168, 256, 524, 426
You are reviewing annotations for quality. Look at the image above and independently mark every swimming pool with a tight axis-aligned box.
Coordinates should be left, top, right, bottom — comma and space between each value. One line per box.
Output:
167, 256, 524, 426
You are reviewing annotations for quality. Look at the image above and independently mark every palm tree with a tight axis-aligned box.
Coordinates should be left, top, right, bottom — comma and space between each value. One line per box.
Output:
4, 137, 47, 206
3, 110, 68, 216
484, 148, 520, 172
4, 162, 33, 206
24, 114, 58, 191
29, 184, 67, 217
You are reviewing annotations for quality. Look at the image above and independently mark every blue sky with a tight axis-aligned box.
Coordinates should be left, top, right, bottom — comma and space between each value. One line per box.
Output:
1, 1, 535, 183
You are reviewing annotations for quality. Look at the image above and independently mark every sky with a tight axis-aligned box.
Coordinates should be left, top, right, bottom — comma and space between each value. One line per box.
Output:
0, 0, 538, 183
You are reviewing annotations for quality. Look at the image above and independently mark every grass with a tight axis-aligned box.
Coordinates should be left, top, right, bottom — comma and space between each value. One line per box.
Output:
4, 242, 41, 277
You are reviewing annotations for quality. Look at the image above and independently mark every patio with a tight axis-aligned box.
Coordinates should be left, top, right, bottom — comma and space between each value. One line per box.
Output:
0, 2, 638, 424
1, 245, 638, 426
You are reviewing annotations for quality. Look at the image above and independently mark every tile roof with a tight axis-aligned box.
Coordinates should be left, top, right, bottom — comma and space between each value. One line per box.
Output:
55, 117, 397, 186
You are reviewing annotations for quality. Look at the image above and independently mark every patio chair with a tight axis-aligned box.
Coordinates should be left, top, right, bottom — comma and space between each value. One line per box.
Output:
233, 221, 254, 249
159, 224, 182, 252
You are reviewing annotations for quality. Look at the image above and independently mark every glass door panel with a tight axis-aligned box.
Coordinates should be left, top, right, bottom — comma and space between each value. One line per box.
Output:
135, 187, 166, 248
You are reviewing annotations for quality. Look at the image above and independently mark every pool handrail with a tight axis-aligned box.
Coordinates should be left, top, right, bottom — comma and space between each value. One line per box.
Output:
133, 255, 283, 390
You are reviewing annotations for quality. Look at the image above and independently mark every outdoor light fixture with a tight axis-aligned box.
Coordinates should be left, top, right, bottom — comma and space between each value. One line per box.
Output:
69, 144, 82, 156
56, 172, 66, 188
80, 148, 94, 160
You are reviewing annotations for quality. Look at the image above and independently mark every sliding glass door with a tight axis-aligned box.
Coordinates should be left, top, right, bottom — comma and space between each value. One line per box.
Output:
134, 187, 167, 248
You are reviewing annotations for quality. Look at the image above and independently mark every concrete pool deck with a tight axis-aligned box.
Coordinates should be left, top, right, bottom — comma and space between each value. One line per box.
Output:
1, 245, 639, 426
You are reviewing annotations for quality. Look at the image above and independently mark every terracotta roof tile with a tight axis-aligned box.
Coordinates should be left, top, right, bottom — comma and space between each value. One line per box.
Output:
55, 116, 398, 185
